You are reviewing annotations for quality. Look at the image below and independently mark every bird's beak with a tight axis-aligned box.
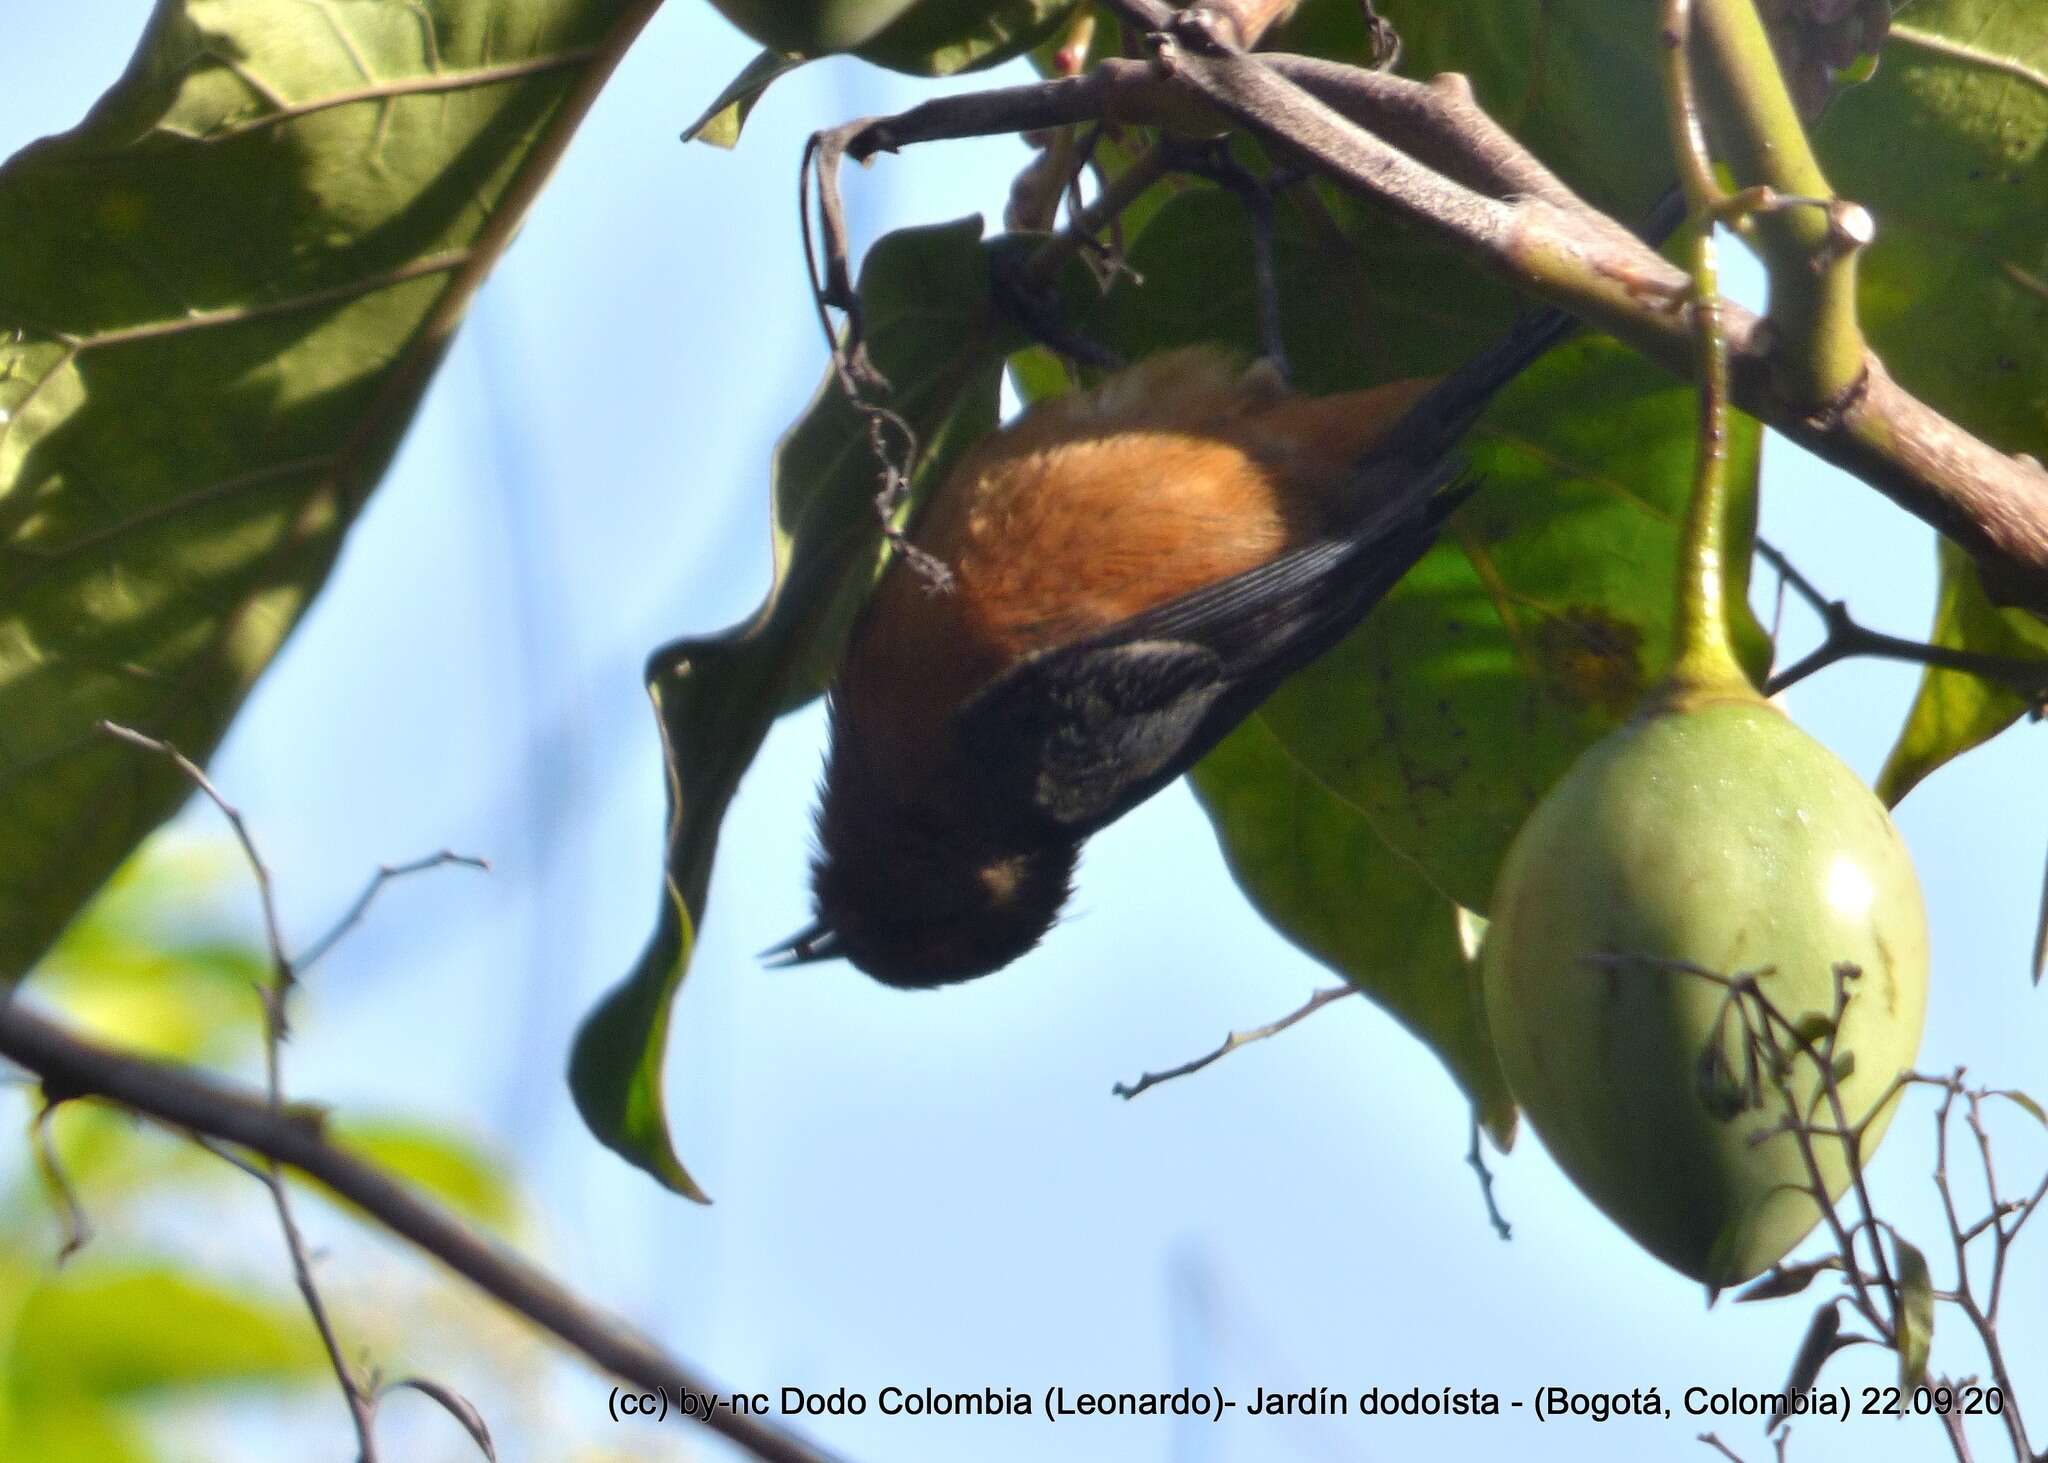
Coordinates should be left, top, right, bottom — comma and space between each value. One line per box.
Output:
759, 920, 845, 967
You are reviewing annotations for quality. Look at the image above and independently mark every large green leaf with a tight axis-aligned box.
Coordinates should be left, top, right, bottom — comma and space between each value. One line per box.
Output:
1816, 5, 2048, 793
570, 220, 1018, 1197
1262, 341, 1763, 915
1824, 3, 2048, 463
858, 0, 1080, 77
0, 0, 658, 981
1878, 540, 2048, 805
1351, 0, 1675, 220
1192, 717, 1517, 1147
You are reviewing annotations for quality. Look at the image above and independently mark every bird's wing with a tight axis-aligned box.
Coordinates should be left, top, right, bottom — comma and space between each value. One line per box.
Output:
955, 470, 1468, 833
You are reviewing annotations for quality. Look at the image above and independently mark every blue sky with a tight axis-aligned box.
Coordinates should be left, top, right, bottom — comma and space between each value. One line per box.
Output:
6, 5, 2046, 1461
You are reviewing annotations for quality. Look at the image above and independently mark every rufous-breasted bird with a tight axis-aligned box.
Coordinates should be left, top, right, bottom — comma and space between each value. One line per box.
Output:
767, 304, 1578, 987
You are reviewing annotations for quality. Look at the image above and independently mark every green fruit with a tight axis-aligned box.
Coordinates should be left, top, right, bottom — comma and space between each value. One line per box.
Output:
702, 0, 922, 55
1482, 694, 1928, 1286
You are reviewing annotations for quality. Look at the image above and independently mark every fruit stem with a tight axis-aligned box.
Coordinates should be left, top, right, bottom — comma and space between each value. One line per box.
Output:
1659, 0, 1754, 699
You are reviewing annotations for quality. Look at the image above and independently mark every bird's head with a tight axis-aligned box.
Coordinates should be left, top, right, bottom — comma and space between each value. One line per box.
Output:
769, 723, 1077, 988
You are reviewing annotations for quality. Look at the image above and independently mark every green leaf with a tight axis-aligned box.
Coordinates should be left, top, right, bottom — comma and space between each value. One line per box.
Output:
1987, 1087, 2048, 1128
1250, 339, 1764, 913
329, 1117, 518, 1231
1777, 1301, 1844, 1425
570, 219, 1015, 1197
32, 840, 269, 1064
1191, 717, 1517, 1147
857, 0, 1080, 77
7, 1264, 323, 1398
1823, 4, 2048, 465
1877, 540, 2048, 805
1366, 0, 1675, 218
683, 49, 807, 149
1892, 1233, 1935, 1389
0, 0, 655, 982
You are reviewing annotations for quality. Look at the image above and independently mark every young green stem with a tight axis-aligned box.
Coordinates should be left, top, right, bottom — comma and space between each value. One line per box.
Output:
1660, 0, 1754, 699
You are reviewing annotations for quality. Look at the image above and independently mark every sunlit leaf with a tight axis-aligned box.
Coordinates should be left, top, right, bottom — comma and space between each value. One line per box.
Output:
0, 0, 658, 981
1192, 717, 1517, 1146
1892, 1234, 1935, 1388
1877, 541, 2048, 805
1987, 1087, 2048, 1128
683, 49, 807, 149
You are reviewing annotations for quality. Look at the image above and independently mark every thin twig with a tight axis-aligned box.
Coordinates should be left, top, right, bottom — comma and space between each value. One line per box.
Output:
380, 1376, 498, 1461
1113, 986, 1355, 1099
297, 851, 490, 975
99, 721, 382, 1460
1467, 1112, 1511, 1241
1753, 541, 2048, 700
30, 1101, 91, 1262
1022, 142, 1172, 290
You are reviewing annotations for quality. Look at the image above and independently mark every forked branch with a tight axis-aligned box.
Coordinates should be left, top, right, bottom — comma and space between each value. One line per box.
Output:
804, 12, 2048, 613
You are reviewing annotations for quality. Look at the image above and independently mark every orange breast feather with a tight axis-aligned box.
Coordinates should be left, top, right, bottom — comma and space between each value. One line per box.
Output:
837, 349, 1435, 780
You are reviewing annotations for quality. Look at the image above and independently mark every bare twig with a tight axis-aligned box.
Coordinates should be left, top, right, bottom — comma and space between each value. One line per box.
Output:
0, 998, 842, 1463
297, 851, 490, 976
1113, 985, 1355, 1099
1754, 540, 2048, 701
380, 1376, 498, 1461
1166, 143, 1290, 372
99, 721, 382, 1459
1467, 1112, 1511, 1242
2033, 846, 2047, 988
30, 1101, 91, 1262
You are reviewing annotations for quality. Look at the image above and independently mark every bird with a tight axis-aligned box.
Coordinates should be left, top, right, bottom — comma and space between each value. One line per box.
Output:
766, 303, 1581, 988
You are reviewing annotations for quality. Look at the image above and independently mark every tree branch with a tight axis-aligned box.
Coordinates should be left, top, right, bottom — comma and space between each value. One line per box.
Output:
1113, 985, 1355, 1099
813, 40, 2048, 613
1755, 540, 2048, 701
1688, 0, 1867, 406
0, 997, 843, 1463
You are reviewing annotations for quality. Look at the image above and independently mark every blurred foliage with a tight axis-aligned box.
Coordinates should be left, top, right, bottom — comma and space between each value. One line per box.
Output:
0, 841, 685, 1461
